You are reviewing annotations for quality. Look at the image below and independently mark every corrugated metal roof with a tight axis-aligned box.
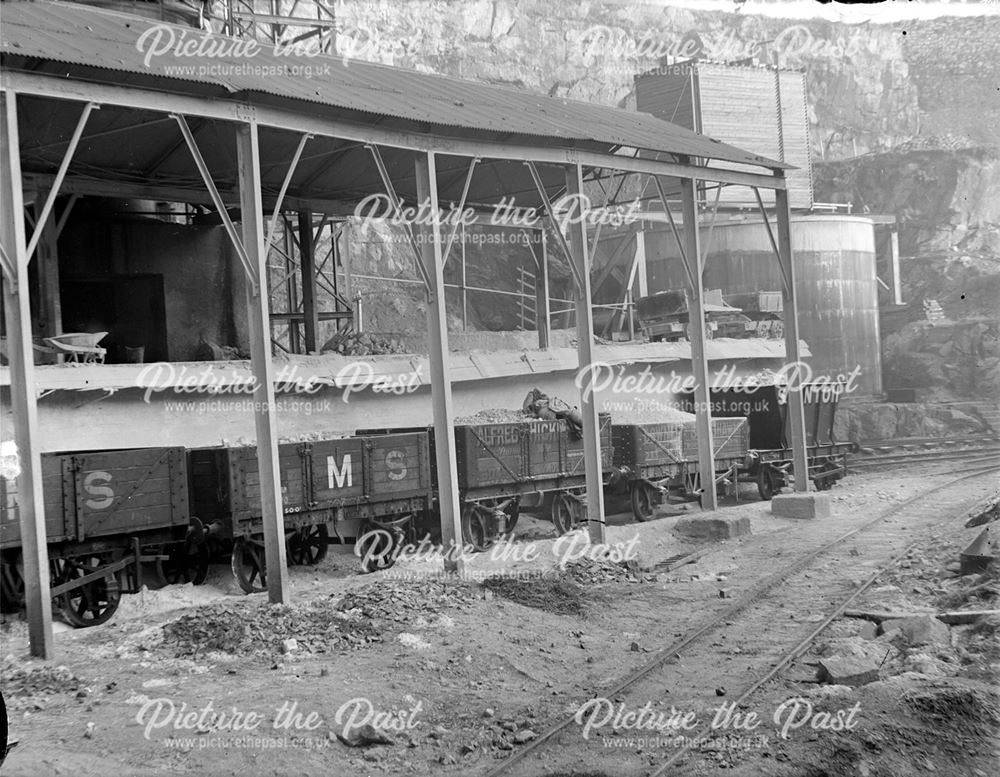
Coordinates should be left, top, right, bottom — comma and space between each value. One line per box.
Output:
0, 1, 787, 171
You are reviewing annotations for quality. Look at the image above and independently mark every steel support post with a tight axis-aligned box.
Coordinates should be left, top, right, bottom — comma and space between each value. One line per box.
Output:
565, 164, 606, 543
236, 121, 290, 600
33, 189, 63, 341
461, 223, 468, 331
298, 209, 319, 353
536, 230, 551, 348
634, 229, 648, 298
889, 229, 903, 306
775, 188, 810, 492
0, 92, 54, 658
414, 152, 464, 574
679, 178, 718, 510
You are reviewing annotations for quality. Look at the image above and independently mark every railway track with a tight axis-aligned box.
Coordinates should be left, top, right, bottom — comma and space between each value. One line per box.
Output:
484, 465, 1000, 777
850, 444, 1000, 471
856, 434, 998, 455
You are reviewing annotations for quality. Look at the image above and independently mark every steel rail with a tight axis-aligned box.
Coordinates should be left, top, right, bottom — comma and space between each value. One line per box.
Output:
852, 447, 1000, 470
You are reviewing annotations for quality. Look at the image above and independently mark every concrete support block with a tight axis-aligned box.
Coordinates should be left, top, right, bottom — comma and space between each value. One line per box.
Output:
674, 514, 751, 541
817, 655, 880, 687
771, 493, 831, 520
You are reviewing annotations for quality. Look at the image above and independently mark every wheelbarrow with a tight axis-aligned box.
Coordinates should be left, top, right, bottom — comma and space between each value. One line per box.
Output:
43, 332, 108, 364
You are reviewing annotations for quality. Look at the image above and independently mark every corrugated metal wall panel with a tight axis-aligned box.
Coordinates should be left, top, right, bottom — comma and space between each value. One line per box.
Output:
697, 65, 782, 207
778, 71, 814, 207
635, 66, 696, 130
634, 63, 813, 209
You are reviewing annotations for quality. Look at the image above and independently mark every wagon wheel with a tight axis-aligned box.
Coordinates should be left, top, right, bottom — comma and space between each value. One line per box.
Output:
461, 502, 494, 552
231, 538, 267, 594
756, 466, 778, 501
0, 552, 25, 613
52, 554, 122, 628
482, 497, 520, 535
812, 459, 839, 491
287, 524, 329, 566
356, 522, 402, 573
157, 537, 210, 586
629, 483, 659, 522
550, 492, 581, 536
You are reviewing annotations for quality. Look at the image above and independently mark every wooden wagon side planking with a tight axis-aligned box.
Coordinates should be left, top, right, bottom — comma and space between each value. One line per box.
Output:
611, 416, 750, 520
0, 447, 192, 626
188, 432, 434, 592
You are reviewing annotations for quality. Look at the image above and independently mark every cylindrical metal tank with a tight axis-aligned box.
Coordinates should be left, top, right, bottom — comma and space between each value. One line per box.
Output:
645, 215, 882, 397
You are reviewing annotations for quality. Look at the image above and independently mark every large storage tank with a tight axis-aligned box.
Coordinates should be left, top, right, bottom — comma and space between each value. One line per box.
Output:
644, 216, 883, 397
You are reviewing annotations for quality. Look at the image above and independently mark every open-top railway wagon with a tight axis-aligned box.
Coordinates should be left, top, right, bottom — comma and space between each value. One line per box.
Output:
0, 447, 195, 626
686, 384, 857, 499
610, 416, 750, 520
358, 416, 615, 551
361, 412, 754, 552
189, 432, 434, 591
454, 414, 614, 545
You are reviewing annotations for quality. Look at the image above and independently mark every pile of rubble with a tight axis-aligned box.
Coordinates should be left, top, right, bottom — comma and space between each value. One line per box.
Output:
563, 556, 651, 585
161, 600, 381, 658
335, 579, 480, 624
454, 408, 531, 424
1, 660, 82, 707
902, 680, 1000, 738
609, 406, 696, 424
320, 330, 408, 356
481, 573, 587, 616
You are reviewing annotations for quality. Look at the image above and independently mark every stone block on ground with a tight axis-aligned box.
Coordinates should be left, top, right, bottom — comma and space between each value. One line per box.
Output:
674, 514, 751, 540
817, 655, 881, 687
771, 493, 832, 520
879, 615, 951, 648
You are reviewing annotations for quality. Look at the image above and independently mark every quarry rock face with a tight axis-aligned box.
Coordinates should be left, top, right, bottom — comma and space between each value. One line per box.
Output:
324, 2, 997, 156
815, 148, 1000, 402
833, 397, 993, 443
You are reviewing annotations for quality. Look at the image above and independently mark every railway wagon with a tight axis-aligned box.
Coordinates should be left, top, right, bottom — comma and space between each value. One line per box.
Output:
455, 414, 614, 545
611, 417, 750, 520
357, 416, 614, 549
188, 432, 433, 592
688, 384, 857, 499
0, 447, 193, 626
